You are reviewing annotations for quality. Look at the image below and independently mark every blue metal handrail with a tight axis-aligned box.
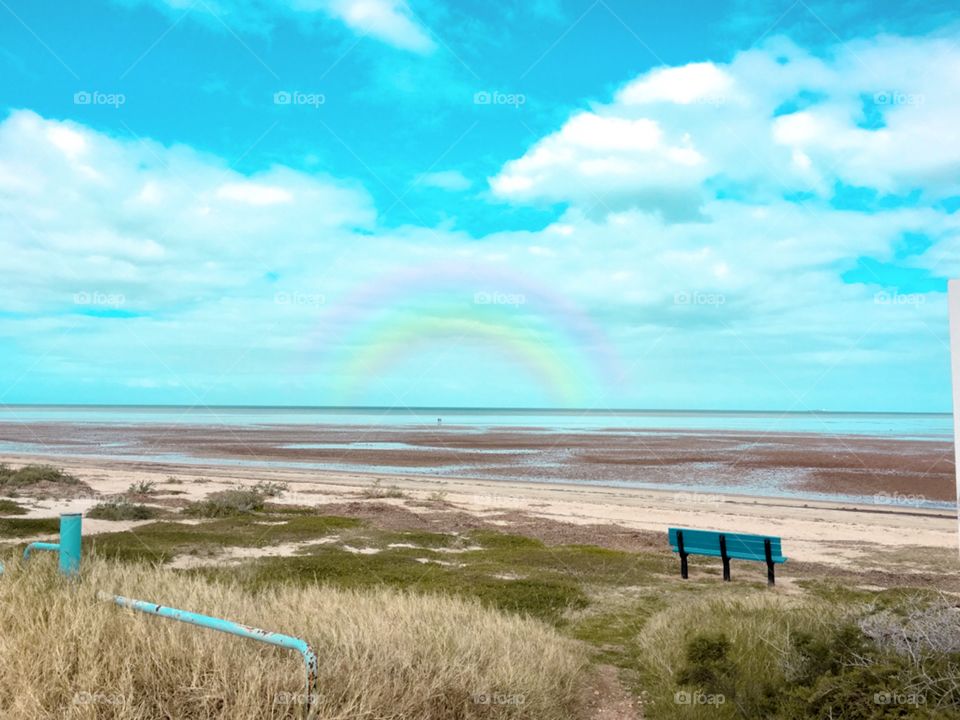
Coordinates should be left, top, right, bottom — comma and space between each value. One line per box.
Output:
98, 593, 319, 719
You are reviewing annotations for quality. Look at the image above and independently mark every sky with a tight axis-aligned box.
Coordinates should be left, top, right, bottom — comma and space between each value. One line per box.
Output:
0, 0, 958, 411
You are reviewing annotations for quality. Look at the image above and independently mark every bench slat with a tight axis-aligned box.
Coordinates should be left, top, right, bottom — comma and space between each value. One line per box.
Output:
668, 528, 786, 563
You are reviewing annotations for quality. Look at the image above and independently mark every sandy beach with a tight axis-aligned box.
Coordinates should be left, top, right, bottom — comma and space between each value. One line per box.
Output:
2, 452, 956, 577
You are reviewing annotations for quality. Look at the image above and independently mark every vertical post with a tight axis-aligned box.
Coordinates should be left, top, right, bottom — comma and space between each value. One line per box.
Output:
764, 538, 775, 587
677, 531, 688, 579
947, 279, 960, 560
719, 534, 731, 581
58, 513, 82, 577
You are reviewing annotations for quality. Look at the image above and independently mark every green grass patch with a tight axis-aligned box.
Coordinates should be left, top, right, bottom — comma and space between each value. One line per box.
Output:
0, 464, 80, 489
87, 515, 363, 563
184, 489, 266, 517
0, 517, 60, 538
196, 549, 588, 623
0, 499, 28, 516
87, 501, 161, 521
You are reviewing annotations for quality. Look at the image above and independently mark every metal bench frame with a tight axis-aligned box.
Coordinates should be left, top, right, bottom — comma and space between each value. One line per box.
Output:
671, 528, 785, 586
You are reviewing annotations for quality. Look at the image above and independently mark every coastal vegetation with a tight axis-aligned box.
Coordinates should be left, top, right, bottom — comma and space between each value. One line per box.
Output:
0, 463, 81, 489
1, 466, 958, 718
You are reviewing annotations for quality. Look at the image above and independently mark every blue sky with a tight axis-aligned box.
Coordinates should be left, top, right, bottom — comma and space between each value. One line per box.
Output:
0, 0, 958, 410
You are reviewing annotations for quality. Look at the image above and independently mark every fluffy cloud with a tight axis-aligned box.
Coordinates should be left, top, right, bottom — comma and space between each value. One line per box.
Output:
1, 26, 957, 408
0, 110, 374, 314
117, 0, 435, 52
490, 34, 960, 216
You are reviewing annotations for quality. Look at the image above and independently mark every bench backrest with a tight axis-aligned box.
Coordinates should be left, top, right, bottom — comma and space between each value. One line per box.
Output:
668, 527, 786, 563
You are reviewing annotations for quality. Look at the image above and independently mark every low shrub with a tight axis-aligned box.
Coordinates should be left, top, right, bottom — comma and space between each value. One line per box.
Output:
0, 464, 80, 488
0, 498, 28, 515
252, 480, 288, 498
186, 489, 266, 518
639, 593, 960, 719
360, 479, 408, 499
87, 501, 160, 521
127, 480, 157, 496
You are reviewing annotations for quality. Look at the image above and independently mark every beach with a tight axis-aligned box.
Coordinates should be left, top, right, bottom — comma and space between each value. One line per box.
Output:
0, 417, 954, 506
2, 449, 956, 578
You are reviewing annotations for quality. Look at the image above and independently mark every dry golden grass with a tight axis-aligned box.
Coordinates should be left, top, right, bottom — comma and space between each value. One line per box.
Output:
0, 554, 587, 719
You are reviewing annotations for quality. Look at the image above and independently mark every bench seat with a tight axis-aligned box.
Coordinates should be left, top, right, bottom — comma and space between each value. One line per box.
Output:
668, 527, 786, 585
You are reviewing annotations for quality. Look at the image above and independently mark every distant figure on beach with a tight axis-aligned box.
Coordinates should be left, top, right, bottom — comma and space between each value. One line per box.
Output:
437, 418, 442, 426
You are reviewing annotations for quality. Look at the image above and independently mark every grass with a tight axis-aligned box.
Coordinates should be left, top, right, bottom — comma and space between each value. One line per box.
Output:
360, 479, 408, 499
0, 517, 61, 537
87, 515, 362, 563
0, 555, 587, 720
0, 498, 28, 516
635, 592, 960, 719
252, 480, 288, 497
127, 480, 158, 495
87, 500, 161, 521
185, 488, 267, 517
0, 463, 80, 489
8, 505, 958, 718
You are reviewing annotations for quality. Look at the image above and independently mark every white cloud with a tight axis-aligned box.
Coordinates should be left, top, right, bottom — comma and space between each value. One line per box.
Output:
616, 62, 735, 106
323, 0, 434, 53
118, 0, 434, 52
0, 110, 374, 314
490, 34, 960, 216
216, 182, 294, 205
490, 112, 709, 220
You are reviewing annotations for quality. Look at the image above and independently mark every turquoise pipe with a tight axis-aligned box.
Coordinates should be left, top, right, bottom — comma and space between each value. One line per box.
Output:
57, 513, 82, 576
22, 541, 59, 560
102, 592, 319, 719
21, 513, 82, 577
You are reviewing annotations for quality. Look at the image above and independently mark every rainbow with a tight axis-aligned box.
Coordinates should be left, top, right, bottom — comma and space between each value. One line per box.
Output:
301, 260, 627, 405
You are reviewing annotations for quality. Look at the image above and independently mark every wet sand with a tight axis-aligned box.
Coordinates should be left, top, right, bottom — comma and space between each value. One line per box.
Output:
0, 421, 953, 504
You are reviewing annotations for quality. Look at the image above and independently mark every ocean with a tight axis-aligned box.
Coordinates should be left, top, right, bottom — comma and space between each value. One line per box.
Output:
0, 405, 952, 439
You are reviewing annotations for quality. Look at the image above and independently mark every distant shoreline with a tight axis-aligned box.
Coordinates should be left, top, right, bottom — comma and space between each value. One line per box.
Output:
0, 418, 954, 508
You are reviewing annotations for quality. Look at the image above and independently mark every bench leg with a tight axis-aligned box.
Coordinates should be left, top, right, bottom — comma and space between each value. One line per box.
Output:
764, 538, 775, 587
676, 531, 689, 579
719, 534, 731, 581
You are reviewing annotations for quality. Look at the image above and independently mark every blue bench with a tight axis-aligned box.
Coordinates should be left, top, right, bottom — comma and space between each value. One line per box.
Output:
668, 528, 787, 586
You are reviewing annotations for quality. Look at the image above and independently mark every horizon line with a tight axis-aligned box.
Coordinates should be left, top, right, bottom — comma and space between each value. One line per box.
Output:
0, 403, 950, 416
